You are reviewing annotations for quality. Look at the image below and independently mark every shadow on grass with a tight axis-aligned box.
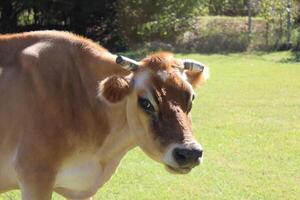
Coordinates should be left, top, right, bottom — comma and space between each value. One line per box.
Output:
280, 51, 300, 63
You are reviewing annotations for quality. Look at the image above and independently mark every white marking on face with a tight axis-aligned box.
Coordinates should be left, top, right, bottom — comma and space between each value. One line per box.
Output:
157, 69, 194, 101
163, 68, 196, 103
146, 68, 196, 103
0, 67, 3, 77
134, 71, 150, 90
157, 70, 169, 82
134, 71, 158, 110
162, 143, 184, 168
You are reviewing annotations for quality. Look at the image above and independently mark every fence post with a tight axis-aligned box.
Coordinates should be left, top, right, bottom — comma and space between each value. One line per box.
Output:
248, 0, 253, 41
287, 0, 292, 47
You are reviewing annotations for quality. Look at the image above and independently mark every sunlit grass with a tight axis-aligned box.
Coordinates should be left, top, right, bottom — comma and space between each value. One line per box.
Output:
1, 51, 299, 200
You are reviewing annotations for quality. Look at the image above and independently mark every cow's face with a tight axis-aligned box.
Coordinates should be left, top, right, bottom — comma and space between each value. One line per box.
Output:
98, 52, 209, 174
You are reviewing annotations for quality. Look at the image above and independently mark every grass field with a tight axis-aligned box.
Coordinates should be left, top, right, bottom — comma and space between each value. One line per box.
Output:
1, 51, 299, 200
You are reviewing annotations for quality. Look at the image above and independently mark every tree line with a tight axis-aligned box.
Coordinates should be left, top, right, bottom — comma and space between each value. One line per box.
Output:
0, 0, 299, 51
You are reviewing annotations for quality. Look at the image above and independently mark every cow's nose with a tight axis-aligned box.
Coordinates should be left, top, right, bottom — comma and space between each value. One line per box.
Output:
173, 148, 203, 167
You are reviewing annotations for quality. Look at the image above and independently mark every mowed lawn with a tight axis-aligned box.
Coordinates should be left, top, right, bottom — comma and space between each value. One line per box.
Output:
1, 51, 299, 200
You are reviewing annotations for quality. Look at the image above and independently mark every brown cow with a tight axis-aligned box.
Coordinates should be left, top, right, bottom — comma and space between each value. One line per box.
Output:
0, 31, 209, 200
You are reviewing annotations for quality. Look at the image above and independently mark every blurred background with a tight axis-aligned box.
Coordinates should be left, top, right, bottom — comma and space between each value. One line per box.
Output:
0, 0, 299, 54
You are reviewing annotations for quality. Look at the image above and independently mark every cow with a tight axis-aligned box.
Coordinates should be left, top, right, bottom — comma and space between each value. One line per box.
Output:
0, 30, 209, 200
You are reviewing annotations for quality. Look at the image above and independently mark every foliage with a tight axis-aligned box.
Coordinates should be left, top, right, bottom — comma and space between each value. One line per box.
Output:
116, 0, 300, 51
207, 0, 249, 16
0, 0, 299, 52
0, 0, 123, 50
292, 27, 300, 51
117, 0, 206, 44
175, 16, 251, 53
256, 0, 297, 48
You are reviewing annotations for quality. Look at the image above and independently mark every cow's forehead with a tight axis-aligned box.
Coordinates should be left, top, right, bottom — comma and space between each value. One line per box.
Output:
134, 71, 194, 107
135, 52, 194, 99
140, 52, 181, 72
151, 71, 194, 104
138, 52, 210, 90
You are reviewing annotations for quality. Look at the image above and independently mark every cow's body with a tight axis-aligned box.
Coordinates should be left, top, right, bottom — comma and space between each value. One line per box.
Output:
0, 31, 207, 200
0, 31, 135, 199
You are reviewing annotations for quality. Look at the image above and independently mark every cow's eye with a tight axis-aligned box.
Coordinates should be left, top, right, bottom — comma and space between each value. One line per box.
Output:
192, 94, 195, 101
138, 97, 155, 113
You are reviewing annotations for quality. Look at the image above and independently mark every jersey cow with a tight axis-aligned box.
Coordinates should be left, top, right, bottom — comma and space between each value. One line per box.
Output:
0, 31, 209, 200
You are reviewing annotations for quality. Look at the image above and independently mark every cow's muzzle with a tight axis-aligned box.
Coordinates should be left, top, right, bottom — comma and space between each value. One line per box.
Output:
173, 147, 202, 168
163, 143, 203, 174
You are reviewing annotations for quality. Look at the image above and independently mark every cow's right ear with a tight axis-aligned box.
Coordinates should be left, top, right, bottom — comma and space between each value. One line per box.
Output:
97, 75, 132, 104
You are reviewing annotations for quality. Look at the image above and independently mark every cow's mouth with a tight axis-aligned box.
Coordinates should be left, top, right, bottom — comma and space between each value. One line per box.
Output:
165, 165, 192, 174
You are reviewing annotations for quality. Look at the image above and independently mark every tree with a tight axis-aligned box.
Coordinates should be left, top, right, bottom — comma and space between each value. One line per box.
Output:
0, 0, 123, 50
117, 0, 206, 44
248, 0, 253, 40
0, 0, 25, 32
286, 0, 292, 46
207, 0, 249, 16
258, 0, 293, 48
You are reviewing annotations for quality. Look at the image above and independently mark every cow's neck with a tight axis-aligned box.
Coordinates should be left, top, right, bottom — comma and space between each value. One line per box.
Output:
69, 49, 136, 146
98, 100, 137, 164
54, 100, 136, 198
80, 50, 130, 84
73, 47, 138, 158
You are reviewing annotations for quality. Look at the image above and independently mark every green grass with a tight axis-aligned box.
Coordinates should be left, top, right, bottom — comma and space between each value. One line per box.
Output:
1, 51, 299, 200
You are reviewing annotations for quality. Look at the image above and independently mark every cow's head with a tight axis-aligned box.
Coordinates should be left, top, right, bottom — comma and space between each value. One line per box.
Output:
98, 52, 209, 174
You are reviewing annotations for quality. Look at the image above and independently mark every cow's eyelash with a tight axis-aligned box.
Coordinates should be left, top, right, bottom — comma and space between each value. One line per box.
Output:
187, 102, 193, 113
138, 97, 155, 114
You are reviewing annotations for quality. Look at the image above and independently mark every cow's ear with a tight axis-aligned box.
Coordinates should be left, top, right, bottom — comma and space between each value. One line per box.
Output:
97, 75, 132, 104
184, 67, 209, 88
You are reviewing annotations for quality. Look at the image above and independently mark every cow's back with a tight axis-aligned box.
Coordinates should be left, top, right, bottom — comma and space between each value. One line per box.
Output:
0, 31, 129, 196
0, 31, 75, 140
0, 31, 113, 191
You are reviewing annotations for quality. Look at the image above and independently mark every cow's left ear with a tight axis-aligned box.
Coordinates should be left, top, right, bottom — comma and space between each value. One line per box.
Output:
184, 66, 209, 88
97, 75, 132, 104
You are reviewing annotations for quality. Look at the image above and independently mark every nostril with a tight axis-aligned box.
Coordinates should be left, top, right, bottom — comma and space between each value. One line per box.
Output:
173, 148, 188, 166
173, 148, 203, 166
192, 149, 203, 165
193, 149, 203, 159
